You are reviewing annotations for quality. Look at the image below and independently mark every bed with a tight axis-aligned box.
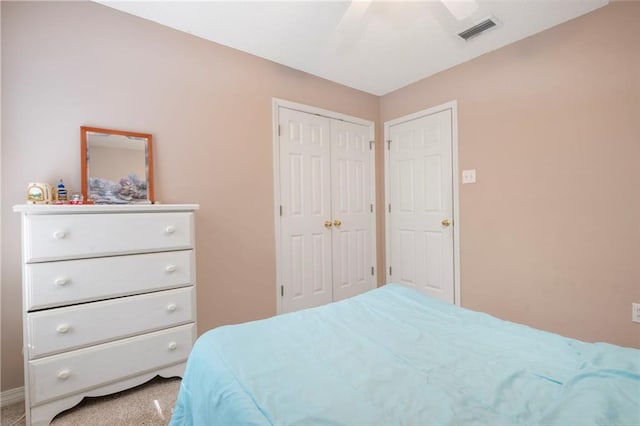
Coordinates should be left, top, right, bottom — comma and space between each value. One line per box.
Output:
170, 284, 640, 425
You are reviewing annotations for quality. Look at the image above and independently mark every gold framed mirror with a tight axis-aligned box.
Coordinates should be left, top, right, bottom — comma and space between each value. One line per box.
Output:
81, 126, 154, 204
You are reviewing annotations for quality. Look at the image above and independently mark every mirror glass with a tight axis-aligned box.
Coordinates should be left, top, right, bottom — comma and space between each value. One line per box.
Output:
81, 126, 154, 204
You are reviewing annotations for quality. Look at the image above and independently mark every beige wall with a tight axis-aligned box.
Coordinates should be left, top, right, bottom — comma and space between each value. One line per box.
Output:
380, 1, 639, 348
2, 0, 638, 393
0, 1, 379, 391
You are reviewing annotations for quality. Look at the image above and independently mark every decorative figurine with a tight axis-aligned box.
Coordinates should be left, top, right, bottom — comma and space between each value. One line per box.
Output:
55, 179, 68, 203
27, 183, 53, 204
69, 192, 84, 205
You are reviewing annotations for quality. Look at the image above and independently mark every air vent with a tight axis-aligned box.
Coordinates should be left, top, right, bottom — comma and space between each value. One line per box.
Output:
458, 18, 497, 41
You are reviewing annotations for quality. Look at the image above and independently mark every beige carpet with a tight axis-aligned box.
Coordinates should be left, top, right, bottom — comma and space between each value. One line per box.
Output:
1, 376, 181, 426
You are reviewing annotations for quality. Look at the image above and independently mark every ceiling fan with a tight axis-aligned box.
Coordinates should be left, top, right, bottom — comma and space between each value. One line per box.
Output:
334, 0, 490, 54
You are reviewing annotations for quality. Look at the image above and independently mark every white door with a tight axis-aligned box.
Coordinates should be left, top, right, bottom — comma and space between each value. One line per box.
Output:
330, 120, 374, 301
279, 108, 334, 313
277, 104, 376, 313
386, 108, 455, 303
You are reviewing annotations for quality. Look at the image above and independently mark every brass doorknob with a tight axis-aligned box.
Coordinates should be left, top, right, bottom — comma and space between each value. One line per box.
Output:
441, 219, 451, 227
324, 220, 333, 228
333, 219, 342, 227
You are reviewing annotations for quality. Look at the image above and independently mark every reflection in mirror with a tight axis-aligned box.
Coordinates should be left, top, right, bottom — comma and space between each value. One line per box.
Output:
81, 126, 154, 204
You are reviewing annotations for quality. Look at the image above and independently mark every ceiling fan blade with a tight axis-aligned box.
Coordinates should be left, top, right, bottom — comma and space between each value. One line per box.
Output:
441, 0, 479, 20
334, 0, 373, 55
336, 0, 373, 35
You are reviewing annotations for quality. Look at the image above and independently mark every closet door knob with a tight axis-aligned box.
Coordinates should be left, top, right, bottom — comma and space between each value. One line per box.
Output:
54, 277, 69, 286
57, 370, 71, 380
324, 220, 333, 229
52, 231, 66, 240
166, 303, 177, 312
165, 265, 176, 273
164, 226, 176, 235
333, 219, 342, 227
56, 324, 70, 334
168, 342, 177, 351
441, 219, 451, 227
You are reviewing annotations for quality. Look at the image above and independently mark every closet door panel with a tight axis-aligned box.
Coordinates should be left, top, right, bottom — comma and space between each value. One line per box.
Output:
279, 108, 333, 312
331, 120, 374, 302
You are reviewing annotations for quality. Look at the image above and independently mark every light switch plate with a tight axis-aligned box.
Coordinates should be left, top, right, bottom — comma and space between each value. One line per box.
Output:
462, 169, 476, 184
632, 303, 640, 324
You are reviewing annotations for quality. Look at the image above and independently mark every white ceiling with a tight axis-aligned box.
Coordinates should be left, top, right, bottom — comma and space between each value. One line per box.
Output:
97, 0, 609, 96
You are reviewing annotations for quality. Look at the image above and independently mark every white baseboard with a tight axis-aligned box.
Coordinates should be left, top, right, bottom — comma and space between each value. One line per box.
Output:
0, 386, 24, 408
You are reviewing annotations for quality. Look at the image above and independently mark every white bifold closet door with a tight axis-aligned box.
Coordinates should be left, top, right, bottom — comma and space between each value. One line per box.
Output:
278, 107, 375, 314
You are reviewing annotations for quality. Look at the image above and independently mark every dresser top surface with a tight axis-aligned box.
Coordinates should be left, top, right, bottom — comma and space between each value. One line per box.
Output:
13, 203, 200, 214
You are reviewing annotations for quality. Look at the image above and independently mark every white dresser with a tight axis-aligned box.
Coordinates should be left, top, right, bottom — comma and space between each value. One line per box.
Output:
13, 204, 199, 426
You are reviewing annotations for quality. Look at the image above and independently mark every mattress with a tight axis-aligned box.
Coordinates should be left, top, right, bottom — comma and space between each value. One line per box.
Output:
170, 284, 640, 425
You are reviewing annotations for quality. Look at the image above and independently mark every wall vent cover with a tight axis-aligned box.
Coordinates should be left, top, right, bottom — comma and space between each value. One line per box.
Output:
458, 18, 497, 41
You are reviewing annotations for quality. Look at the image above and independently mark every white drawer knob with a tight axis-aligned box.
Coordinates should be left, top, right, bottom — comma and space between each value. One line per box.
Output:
57, 370, 71, 380
54, 277, 69, 286
166, 303, 177, 312
168, 342, 177, 351
165, 265, 176, 273
52, 231, 66, 240
56, 324, 70, 334
164, 226, 176, 235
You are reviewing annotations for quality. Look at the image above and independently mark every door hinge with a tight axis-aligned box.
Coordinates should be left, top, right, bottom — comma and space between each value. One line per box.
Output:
371, 266, 374, 276
388, 204, 391, 213
281, 285, 284, 297
369, 140, 374, 150
277, 124, 281, 136
389, 266, 392, 276
370, 204, 373, 213
387, 140, 392, 150
280, 205, 283, 216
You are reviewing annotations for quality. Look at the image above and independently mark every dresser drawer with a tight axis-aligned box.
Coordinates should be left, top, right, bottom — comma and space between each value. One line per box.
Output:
27, 287, 195, 359
25, 250, 194, 311
23, 212, 194, 263
28, 323, 194, 405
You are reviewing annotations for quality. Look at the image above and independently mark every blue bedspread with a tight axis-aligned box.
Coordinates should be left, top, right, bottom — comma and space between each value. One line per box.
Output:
170, 284, 640, 425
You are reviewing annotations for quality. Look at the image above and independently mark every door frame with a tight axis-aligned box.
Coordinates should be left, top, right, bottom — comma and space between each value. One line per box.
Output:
272, 98, 377, 314
383, 100, 461, 306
